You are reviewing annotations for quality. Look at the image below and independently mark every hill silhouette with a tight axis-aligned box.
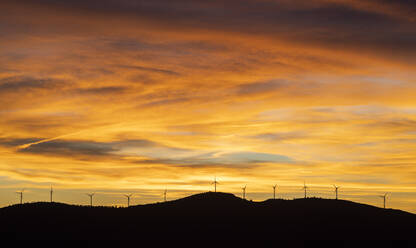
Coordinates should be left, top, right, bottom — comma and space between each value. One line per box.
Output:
0, 192, 415, 243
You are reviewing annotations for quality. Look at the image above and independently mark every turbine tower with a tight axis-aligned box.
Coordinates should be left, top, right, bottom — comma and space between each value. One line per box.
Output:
333, 185, 340, 200
86, 193, 95, 207
211, 177, 219, 192
16, 189, 25, 204
302, 182, 308, 199
50, 186, 54, 203
242, 185, 247, 199
124, 193, 133, 207
379, 193, 388, 209
163, 188, 167, 202
273, 184, 277, 199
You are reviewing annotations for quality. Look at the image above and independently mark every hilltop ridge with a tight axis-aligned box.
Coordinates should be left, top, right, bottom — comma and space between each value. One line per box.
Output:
1, 192, 415, 241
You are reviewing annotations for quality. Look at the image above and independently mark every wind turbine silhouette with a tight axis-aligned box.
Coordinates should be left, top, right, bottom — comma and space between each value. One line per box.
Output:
16, 189, 25, 204
302, 182, 308, 199
333, 185, 340, 200
163, 188, 167, 202
379, 193, 388, 209
211, 177, 219, 192
124, 193, 133, 207
242, 185, 247, 199
86, 193, 95, 207
50, 186, 54, 203
273, 184, 277, 199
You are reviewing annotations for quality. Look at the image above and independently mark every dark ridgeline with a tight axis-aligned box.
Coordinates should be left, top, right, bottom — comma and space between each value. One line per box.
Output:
0, 192, 415, 243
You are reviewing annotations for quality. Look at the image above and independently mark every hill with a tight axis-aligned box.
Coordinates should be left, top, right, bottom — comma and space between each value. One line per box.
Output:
0, 192, 415, 243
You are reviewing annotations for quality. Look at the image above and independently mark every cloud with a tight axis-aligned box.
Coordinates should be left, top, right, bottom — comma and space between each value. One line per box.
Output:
16, 137, 294, 168
250, 132, 306, 141
18, 140, 117, 157
139, 97, 190, 107
132, 151, 294, 168
323, 0, 416, 22
0, 137, 43, 147
17, 139, 158, 158
16, 138, 195, 161
4, 0, 415, 62
117, 65, 180, 76
219, 151, 293, 164
72, 86, 128, 95
237, 80, 288, 95
0, 77, 61, 93
359, 119, 416, 133
107, 37, 227, 54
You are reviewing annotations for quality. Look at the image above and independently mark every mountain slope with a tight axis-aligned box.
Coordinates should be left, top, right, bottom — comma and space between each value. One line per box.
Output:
0, 192, 415, 241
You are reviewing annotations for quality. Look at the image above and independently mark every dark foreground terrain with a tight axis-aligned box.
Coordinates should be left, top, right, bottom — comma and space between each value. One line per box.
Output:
0, 192, 415, 244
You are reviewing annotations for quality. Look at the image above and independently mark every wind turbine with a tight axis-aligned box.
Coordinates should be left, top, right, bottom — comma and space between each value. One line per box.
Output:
124, 193, 133, 207
273, 184, 277, 199
16, 189, 25, 204
302, 182, 308, 199
211, 177, 219, 192
333, 185, 340, 200
50, 186, 54, 203
379, 193, 388, 209
163, 188, 167, 202
242, 185, 247, 200
86, 193, 95, 207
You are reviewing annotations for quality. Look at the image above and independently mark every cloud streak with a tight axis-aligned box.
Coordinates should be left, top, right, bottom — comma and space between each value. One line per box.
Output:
3, 0, 415, 62
16, 137, 294, 169
117, 65, 180, 76
0, 77, 62, 93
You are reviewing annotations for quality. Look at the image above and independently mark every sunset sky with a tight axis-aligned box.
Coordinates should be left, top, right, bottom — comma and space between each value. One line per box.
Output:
1, 0, 416, 212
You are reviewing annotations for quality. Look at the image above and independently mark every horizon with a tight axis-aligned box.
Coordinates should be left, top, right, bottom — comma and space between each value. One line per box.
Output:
1, 1, 416, 214
1, 183, 411, 213
0, 190, 394, 203
1, 189, 406, 209
4, 190, 415, 218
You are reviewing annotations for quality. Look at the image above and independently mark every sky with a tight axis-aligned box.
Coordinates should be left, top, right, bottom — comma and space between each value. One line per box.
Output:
1, 0, 416, 212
